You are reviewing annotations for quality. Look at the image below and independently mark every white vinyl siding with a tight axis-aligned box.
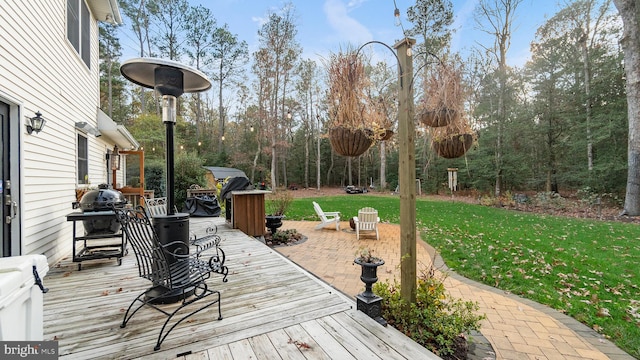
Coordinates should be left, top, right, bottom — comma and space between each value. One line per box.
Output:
0, 1, 111, 262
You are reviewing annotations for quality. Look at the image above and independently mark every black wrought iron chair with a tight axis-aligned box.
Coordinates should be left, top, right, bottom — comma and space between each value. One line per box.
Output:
114, 207, 228, 351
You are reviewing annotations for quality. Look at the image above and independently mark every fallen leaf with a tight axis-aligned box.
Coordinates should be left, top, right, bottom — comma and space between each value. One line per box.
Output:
596, 308, 610, 317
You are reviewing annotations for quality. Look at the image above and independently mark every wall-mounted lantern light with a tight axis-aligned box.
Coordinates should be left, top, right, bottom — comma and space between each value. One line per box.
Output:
26, 111, 46, 135
110, 145, 121, 170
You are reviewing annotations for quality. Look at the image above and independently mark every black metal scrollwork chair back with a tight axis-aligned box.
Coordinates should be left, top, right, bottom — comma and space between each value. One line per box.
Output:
114, 207, 228, 351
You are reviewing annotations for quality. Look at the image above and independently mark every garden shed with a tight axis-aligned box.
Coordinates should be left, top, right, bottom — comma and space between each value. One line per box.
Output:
204, 167, 248, 188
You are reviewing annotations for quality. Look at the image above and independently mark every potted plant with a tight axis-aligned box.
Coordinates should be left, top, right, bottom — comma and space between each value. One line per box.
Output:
265, 190, 293, 234
324, 49, 384, 157
354, 247, 385, 298
354, 247, 386, 325
417, 61, 464, 128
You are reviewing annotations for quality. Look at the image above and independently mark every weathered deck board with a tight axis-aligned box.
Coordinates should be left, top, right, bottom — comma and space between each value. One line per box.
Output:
299, 320, 358, 360
265, 328, 310, 360
43, 217, 439, 360
283, 324, 332, 360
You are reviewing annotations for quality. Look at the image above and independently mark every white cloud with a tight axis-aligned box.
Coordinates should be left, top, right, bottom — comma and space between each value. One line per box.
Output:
251, 16, 268, 27
323, 0, 373, 46
346, 0, 368, 8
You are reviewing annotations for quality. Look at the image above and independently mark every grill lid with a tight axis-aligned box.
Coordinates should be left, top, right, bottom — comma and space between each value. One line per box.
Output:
79, 184, 127, 212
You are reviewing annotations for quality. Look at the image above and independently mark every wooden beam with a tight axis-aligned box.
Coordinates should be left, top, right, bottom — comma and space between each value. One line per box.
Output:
394, 38, 417, 304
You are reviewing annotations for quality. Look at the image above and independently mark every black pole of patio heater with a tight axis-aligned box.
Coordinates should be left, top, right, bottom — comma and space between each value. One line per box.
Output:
164, 115, 176, 215
155, 67, 183, 214
165, 114, 175, 213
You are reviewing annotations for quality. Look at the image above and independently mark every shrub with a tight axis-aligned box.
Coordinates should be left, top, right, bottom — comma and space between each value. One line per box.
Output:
576, 186, 622, 207
266, 229, 302, 246
266, 190, 293, 216
531, 191, 566, 209
174, 151, 207, 208
144, 161, 165, 197
374, 271, 485, 358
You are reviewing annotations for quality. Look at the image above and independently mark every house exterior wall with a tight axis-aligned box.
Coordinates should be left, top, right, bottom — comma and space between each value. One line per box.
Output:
0, 1, 126, 264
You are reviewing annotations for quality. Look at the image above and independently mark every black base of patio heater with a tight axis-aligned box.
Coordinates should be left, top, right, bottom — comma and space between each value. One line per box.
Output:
145, 284, 196, 305
148, 213, 193, 304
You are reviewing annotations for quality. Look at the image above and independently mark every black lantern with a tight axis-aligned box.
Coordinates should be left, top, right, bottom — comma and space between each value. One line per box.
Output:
26, 111, 46, 134
110, 145, 121, 171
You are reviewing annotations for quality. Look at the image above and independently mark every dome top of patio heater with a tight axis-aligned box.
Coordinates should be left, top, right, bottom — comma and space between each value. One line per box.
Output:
120, 57, 211, 94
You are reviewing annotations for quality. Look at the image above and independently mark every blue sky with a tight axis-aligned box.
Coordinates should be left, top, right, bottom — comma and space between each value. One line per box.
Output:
118, 0, 562, 68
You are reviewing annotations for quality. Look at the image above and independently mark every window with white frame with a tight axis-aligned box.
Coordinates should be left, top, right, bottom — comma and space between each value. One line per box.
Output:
67, 0, 91, 68
77, 133, 88, 184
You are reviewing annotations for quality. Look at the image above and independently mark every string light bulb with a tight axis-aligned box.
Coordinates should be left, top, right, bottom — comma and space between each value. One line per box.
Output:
394, 7, 401, 27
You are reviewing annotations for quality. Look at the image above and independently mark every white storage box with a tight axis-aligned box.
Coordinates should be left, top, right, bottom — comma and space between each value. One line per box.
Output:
0, 254, 49, 340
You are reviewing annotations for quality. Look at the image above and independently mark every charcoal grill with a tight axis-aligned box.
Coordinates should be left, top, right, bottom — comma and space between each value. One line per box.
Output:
77, 184, 127, 234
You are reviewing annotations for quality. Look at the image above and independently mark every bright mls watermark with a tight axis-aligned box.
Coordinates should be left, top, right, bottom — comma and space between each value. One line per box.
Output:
1, 341, 58, 359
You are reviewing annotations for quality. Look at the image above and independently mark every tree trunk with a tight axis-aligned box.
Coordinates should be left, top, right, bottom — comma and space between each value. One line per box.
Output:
317, 115, 321, 190
282, 150, 288, 188
304, 132, 309, 188
477, 0, 522, 197
252, 145, 261, 183
357, 156, 361, 188
581, 38, 594, 172
107, 54, 113, 118
380, 141, 387, 189
218, 65, 224, 153
613, 0, 640, 215
326, 150, 334, 186
271, 126, 277, 188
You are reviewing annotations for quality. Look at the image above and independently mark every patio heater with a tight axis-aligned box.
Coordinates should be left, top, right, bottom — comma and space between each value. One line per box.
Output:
120, 58, 211, 303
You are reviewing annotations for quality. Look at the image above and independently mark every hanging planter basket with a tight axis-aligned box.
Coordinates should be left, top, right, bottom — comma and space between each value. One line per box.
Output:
379, 129, 394, 141
432, 133, 474, 159
329, 126, 373, 157
418, 108, 459, 128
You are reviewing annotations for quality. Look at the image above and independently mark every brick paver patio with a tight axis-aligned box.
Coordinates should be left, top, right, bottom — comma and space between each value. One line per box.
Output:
275, 220, 633, 360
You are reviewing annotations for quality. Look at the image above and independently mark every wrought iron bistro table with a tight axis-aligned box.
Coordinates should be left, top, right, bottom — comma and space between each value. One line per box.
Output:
66, 211, 127, 270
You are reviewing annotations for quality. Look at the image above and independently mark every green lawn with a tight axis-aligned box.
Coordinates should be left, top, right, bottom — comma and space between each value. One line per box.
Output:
286, 194, 640, 358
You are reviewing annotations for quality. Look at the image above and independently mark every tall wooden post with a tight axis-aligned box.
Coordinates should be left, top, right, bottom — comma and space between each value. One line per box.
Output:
394, 38, 416, 303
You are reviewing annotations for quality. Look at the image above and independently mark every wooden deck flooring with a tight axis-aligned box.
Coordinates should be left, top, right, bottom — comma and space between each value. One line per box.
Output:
43, 217, 438, 360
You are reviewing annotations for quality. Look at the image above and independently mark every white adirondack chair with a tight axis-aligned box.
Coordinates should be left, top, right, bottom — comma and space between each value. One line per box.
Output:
354, 207, 380, 240
312, 201, 340, 231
